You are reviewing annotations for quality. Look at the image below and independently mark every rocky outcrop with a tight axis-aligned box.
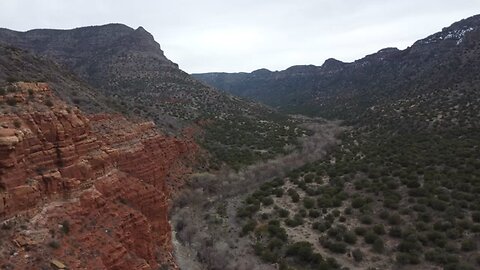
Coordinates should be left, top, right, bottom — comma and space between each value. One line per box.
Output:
0, 82, 197, 269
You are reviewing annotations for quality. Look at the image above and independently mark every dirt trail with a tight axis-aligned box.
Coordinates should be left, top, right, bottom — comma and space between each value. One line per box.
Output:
171, 225, 202, 270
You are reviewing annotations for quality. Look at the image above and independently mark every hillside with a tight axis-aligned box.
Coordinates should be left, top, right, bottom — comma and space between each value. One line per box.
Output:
0, 24, 309, 169
194, 15, 480, 121
0, 43, 110, 113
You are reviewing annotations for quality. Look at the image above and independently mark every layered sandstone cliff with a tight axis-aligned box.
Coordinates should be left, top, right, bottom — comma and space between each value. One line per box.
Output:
0, 82, 197, 269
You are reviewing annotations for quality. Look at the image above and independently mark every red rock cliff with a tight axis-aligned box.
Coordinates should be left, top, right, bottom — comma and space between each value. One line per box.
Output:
0, 82, 197, 269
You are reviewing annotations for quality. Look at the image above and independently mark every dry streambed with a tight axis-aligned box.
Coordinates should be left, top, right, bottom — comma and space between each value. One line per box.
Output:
171, 118, 345, 269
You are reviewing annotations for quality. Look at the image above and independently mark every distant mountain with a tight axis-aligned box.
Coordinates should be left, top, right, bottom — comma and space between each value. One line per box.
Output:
194, 15, 480, 122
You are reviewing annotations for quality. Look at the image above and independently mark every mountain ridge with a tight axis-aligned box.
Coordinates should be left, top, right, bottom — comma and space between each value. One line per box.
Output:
193, 14, 480, 120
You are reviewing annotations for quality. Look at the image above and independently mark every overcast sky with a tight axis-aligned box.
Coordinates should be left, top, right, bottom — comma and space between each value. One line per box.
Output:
0, 1, 479, 73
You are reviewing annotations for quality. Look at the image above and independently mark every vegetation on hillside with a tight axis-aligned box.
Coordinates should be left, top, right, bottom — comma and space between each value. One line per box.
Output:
200, 112, 310, 169
237, 73, 480, 269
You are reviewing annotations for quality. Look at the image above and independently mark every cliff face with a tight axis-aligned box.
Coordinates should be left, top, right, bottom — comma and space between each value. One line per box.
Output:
0, 82, 197, 269
0, 24, 179, 84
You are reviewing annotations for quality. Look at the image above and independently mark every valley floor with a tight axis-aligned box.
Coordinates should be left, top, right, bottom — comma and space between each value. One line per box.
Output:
171, 118, 344, 270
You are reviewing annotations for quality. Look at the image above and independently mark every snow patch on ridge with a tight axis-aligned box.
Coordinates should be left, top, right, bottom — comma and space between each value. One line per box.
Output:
419, 27, 475, 45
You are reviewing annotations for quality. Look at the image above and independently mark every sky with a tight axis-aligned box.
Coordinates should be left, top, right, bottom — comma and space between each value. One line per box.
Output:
0, 1, 479, 73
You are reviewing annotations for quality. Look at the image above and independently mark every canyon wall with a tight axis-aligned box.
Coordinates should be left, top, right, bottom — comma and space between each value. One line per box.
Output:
0, 82, 197, 269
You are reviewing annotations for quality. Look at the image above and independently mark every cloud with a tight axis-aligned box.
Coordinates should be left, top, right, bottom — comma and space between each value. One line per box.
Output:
0, 0, 479, 73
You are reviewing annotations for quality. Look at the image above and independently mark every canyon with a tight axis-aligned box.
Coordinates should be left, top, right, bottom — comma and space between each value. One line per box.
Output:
0, 13, 479, 270
0, 25, 305, 270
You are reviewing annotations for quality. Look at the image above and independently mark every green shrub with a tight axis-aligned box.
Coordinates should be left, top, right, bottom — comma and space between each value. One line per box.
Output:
471, 224, 480, 233
285, 215, 304, 228
268, 238, 285, 251
48, 240, 60, 249
237, 204, 260, 218
445, 242, 459, 253
260, 249, 278, 263
351, 197, 366, 208
458, 219, 472, 230
309, 209, 320, 218
364, 231, 378, 244
6, 98, 17, 106
354, 226, 367, 236
303, 197, 315, 209
443, 262, 474, 270
61, 220, 70, 234
461, 239, 477, 251
245, 196, 258, 205
429, 198, 447, 211
241, 219, 257, 236
45, 99, 54, 107
388, 213, 402, 225
278, 208, 289, 218
398, 237, 422, 253
274, 188, 284, 197
396, 252, 420, 265
285, 241, 317, 263
415, 221, 429, 231
433, 220, 454, 232
352, 248, 363, 262
327, 227, 343, 239
379, 210, 389, 219
271, 178, 285, 187
13, 120, 21, 128
446, 228, 462, 239
360, 215, 373, 225
372, 238, 385, 253
373, 224, 386, 235
304, 173, 315, 183
425, 249, 459, 265
288, 189, 300, 203
1, 222, 12, 230
262, 197, 274, 206
472, 212, 480, 223
312, 222, 329, 232
327, 241, 347, 254
343, 231, 357, 244
267, 220, 288, 241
